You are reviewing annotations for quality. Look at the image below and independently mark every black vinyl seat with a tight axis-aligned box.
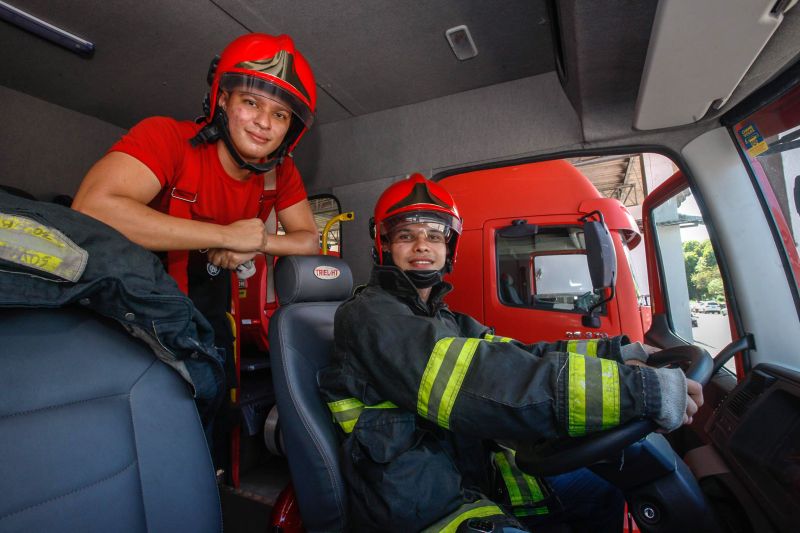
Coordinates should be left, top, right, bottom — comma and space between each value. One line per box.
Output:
0, 307, 221, 533
269, 255, 354, 533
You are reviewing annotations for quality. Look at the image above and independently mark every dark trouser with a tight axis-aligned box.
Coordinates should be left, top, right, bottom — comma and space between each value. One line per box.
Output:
522, 468, 625, 533
187, 252, 238, 473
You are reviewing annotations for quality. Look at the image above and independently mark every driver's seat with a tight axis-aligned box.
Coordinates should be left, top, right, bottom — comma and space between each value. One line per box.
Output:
269, 255, 354, 532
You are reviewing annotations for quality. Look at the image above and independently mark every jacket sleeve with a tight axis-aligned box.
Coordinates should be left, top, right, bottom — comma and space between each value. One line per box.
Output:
338, 301, 663, 442
452, 312, 631, 363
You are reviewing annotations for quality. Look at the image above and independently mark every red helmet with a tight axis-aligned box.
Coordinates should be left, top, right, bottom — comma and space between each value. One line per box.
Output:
194, 33, 317, 172
371, 174, 463, 271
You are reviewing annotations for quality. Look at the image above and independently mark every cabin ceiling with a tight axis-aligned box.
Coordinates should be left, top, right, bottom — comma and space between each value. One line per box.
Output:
2, 1, 798, 141
0, 0, 555, 129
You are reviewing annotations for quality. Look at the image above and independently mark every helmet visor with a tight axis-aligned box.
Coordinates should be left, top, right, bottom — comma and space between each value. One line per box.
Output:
220, 72, 315, 129
381, 210, 462, 243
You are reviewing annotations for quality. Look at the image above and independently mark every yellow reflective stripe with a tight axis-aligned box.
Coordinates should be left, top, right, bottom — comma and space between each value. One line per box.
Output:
422, 500, 505, 533
586, 340, 598, 357
437, 338, 481, 429
0, 241, 64, 273
338, 416, 359, 434
567, 340, 578, 353
327, 398, 397, 434
494, 449, 549, 513
494, 451, 523, 506
418, 337, 455, 420
327, 397, 364, 413
599, 358, 620, 429
484, 334, 513, 343
567, 353, 587, 436
523, 474, 545, 503
0, 215, 66, 248
567, 339, 599, 357
514, 507, 549, 517
367, 401, 398, 409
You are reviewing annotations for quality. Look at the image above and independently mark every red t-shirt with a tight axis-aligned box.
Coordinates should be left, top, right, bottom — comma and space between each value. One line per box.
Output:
110, 116, 307, 225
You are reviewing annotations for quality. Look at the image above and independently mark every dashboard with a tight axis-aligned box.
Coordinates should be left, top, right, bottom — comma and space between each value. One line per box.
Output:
708, 363, 800, 532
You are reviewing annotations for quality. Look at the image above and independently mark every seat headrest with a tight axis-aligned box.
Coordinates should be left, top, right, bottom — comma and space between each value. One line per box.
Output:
275, 255, 353, 305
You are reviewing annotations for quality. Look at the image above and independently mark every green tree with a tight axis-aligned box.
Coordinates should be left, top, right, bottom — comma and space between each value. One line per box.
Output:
689, 239, 723, 299
700, 240, 717, 268
683, 240, 701, 299
707, 277, 725, 300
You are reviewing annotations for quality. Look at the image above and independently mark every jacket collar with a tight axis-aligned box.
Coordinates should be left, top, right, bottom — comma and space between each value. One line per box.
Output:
369, 265, 452, 312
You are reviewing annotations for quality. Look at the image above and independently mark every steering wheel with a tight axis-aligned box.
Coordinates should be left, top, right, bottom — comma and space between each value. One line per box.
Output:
515, 345, 714, 476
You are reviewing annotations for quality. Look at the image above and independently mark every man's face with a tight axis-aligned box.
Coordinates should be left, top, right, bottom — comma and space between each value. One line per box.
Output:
218, 88, 292, 162
385, 222, 448, 272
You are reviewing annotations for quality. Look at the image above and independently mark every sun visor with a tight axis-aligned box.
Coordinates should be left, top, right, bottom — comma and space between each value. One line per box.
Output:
578, 198, 641, 249
634, 0, 794, 130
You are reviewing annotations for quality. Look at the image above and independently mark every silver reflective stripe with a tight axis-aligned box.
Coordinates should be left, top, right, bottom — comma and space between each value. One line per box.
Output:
0, 213, 87, 282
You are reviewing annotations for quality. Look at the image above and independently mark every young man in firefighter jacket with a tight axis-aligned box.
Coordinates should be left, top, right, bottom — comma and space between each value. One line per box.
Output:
318, 174, 703, 532
73, 33, 320, 466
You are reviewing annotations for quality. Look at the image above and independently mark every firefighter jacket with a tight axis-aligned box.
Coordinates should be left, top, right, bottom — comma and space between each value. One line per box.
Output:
317, 265, 665, 532
0, 191, 224, 401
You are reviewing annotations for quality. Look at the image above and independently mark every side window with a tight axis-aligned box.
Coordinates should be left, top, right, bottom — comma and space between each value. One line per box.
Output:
496, 226, 604, 314
650, 187, 734, 369
308, 194, 343, 255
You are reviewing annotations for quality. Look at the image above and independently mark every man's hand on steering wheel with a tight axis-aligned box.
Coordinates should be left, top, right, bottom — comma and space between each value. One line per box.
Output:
685, 378, 703, 425
625, 357, 705, 430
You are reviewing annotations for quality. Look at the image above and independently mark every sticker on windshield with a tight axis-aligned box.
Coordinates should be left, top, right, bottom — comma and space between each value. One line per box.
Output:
738, 123, 768, 156
0, 213, 88, 282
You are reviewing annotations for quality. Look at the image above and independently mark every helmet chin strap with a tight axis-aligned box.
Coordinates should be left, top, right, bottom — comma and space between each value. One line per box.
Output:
404, 269, 443, 289
376, 250, 446, 289
190, 108, 285, 174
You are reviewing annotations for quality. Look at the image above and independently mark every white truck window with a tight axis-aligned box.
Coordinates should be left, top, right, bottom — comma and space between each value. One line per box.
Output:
497, 226, 604, 314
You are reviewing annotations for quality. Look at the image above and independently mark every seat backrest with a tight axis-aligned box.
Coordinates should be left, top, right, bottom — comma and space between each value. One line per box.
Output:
501, 273, 524, 305
0, 307, 221, 533
269, 255, 353, 533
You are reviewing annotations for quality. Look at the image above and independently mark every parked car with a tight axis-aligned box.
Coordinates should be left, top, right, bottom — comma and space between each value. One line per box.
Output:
703, 301, 722, 314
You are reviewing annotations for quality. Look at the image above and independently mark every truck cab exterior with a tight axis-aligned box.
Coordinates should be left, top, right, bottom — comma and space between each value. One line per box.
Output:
441, 159, 648, 344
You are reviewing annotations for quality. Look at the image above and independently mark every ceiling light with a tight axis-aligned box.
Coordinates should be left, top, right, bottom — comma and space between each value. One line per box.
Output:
445, 25, 478, 61
0, 1, 94, 58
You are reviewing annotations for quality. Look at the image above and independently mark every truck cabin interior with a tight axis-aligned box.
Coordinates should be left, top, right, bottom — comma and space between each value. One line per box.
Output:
2, 1, 800, 532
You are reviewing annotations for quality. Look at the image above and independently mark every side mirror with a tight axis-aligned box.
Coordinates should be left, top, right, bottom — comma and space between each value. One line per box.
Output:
583, 216, 617, 291
581, 211, 617, 328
